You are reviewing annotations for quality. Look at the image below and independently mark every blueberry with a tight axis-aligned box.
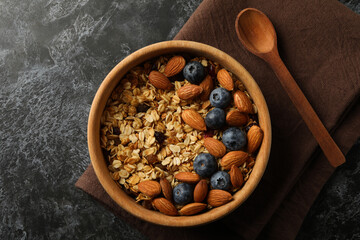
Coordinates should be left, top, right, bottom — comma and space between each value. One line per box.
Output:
210, 171, 231, 190
222, 127, 247, 151
173, 183, 193, 205
194, 153, 218, 177
209, 88, 231, 109
183, 61, 206, 85
205, 108, 226, 129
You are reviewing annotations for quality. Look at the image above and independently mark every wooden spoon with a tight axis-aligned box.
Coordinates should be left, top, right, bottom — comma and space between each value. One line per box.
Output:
235, 8, 345, 167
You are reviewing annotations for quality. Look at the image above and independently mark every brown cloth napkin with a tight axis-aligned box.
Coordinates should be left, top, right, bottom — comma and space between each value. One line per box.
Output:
76, 0, 360, 239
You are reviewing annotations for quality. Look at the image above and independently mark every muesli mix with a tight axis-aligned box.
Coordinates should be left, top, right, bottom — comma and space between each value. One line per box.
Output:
100, 54, 264, 216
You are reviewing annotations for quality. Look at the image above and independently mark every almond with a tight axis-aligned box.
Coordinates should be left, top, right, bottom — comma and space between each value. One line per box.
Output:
229, 165, 244, 188
247, 125, 264, 154
217, 69, 234, 91
138, 180, 161, 198
199, 75, 214, 101
177, 84, 203, 100
164, 56, 186, 77
201, 100, 211, 109
194, 179, 208, 202
220, 151, 249, 170
181, 109, 206, 131
152, 198, 178, 216
207, 189, 233, 207
148, 71, 173, 90
174, 172, 200, 184
160, 178, 172, 201
226, 110, 249, 127
179, 203, 207, 216
203, 138, 226, 157
233, 91, 253, 114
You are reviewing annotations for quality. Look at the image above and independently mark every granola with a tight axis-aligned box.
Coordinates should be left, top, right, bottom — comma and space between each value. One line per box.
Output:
100, 54, 262, 214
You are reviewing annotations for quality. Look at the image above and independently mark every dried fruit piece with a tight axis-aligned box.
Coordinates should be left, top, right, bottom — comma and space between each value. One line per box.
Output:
203, 129, 214, 138
220, 151, 249, 170
207, 189, 233, 207
179, 203, 207, 216
203, 138, 226, 157
194, 179, 208, 203
174, 172, 201, 184
234, 90, 254, 114
229, 165, 244, 188
154, 131, 166, 144
181, 109, 206, 131
199, 75, 214, 101
136, 104, 150, 113
113, 127, 120, 135
177, 84, 203, 100
226, 110, 249, 127
168, 74, 183, 82
207, 63, 216, 79
142, 200, 153, 210
148, 71, 173, 90
160, 178, 172, 201
217, 69, 234, 91
152, 198, 178, 216
247, 125, 264, 154
138, 180, 161, 198
164, 56, 186, 77
146, 154, 158, 164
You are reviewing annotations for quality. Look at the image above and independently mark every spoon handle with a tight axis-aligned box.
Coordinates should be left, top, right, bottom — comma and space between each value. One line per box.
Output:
266, 52, 345, 167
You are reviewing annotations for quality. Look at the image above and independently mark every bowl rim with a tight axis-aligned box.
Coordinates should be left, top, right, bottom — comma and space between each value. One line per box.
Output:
88, 40, 271, 227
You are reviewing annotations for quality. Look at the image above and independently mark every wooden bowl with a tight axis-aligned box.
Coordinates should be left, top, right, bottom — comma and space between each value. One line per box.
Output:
88, 40, 271, 227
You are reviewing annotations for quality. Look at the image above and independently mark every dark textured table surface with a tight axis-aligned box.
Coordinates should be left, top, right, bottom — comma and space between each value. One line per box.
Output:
1, 0, 359, 239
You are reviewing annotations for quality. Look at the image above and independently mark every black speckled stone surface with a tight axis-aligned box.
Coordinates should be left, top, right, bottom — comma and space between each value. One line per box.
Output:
0, 0, 359, 239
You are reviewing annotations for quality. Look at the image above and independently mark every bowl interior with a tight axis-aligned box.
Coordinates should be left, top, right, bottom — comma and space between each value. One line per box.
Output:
88, 40, 271, 227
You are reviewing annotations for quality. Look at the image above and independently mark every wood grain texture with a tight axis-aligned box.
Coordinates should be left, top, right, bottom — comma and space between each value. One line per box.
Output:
88, 40, 271, 226
235, 8, 345, 167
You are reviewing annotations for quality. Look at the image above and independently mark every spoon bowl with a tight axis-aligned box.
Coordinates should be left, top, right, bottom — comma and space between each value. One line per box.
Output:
235, 8, 277, 55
